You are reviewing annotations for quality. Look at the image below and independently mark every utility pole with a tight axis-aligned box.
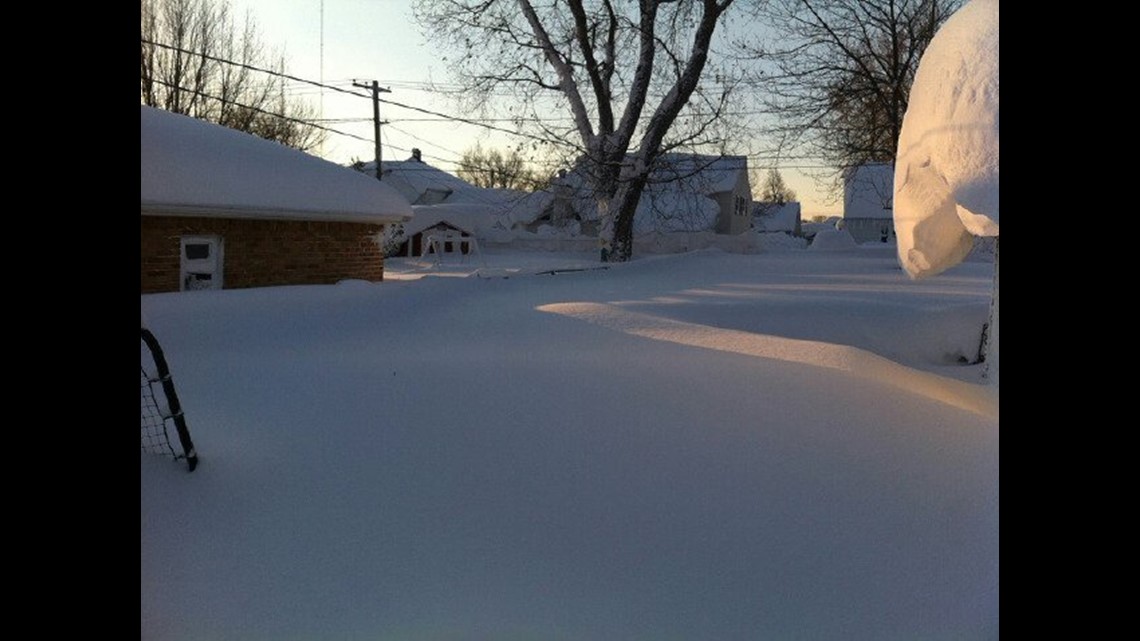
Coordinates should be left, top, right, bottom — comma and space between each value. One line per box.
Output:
352, 79, 390, 180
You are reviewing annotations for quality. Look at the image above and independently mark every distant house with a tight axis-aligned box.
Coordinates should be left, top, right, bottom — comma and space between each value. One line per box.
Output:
542, 153, 754, 237
752, 201, 802, 236
356, 149, 489, 206
842, 162, 896, 243
357, 150, 528, 253
141, 106, 412, 293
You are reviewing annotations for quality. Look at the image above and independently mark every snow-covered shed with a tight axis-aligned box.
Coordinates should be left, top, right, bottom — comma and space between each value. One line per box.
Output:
842, 162, 896, 244
141, 106, 412, 293
391, 203, 500, 257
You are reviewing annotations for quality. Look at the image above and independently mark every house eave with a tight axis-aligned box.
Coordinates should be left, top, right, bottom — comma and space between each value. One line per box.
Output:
141, 201, 413, 225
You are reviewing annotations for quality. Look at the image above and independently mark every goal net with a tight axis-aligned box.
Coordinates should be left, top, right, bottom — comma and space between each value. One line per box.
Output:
141, 328, 198, 471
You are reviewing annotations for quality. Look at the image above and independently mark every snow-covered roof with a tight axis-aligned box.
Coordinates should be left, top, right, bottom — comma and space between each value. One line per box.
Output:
894, 0, 999, 278
649, 153, 749, 194
141, 106, 412, 224
844, 163, 895, 219
356, 157, 502, 207
753, 201, 802, 233
632, 189, 720, 235
403, 203, 500, 237
358, 156, 558, 235
500, 190, 557, 227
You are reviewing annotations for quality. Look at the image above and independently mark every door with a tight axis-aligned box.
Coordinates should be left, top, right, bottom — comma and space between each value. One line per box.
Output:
180, 235, 223, 291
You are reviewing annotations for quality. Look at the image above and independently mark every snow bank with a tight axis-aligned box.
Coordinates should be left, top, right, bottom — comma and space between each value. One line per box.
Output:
539, 301, 997, 418
634, 231, 760, 255
893, 0, 999, 278
756, 232, 808, 251
809, 229, 858, 251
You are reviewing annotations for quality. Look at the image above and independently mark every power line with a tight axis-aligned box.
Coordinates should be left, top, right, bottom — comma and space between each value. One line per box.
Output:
382, 123, 465, 164
142, 38, 371, 101
144, 78, 373, 145
142, 38, 578, 150
142, 39, 848, 174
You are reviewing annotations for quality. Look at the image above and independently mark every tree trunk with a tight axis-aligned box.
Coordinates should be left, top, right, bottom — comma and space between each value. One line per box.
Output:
601, 172, 650, 263
983, 237, 998, 385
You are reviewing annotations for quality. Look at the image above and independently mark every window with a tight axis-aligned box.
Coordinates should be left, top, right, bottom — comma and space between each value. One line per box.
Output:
184, 243, 211, 260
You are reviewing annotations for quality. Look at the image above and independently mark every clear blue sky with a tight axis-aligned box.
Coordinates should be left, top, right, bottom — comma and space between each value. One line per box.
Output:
228, 0, 843, 216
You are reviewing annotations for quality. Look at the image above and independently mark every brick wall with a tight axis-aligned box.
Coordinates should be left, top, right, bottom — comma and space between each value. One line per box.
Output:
141, 215, 387, 293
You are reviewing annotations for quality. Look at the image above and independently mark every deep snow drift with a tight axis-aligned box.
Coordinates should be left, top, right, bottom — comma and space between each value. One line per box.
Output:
141, 246, 997, 640
893, 0, 999, 278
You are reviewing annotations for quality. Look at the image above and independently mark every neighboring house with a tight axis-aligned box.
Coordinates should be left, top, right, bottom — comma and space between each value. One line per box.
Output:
842, 162, 896, 243
497, 189, 561, 235
540, 153, 753, 237
357, 149, 491, 206
648, 154, 753, 235
141, 106, 412, 294
357, 150, 535, 252
752, 201, 802, 236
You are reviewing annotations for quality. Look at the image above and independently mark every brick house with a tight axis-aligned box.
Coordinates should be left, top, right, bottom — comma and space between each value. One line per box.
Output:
141, 106, 412, 293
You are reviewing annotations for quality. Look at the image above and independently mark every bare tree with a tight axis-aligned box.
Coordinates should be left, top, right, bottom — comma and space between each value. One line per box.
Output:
756, 167, 796, 204
457, 144, 546, 191
414, 0, 741, 262
740, 0, 962, 189
141, 0, 324, 152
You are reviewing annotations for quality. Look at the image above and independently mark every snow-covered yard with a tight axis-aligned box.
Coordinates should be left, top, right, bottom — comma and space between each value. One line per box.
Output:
141, 244, 997, 640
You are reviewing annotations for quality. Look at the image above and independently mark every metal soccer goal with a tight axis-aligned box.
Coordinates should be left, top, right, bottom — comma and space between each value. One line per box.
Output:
141, 328, 198, 471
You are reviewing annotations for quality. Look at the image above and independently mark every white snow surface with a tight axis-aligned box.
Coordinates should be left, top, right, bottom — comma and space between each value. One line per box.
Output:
142, 246, 997, 640
894, 0, 999, 278
809, 228, 859, 251
141, 106, 412, 223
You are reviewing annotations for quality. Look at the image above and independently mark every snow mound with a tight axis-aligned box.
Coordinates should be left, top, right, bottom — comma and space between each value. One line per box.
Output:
893, 0, 998, 278
758, 232, 808, 251
809, 229, 858, 251
538, 302, 997, 418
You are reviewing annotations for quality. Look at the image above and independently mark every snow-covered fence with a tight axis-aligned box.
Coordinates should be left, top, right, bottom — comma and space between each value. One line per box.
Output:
484, 236, 598, 253
634, 231, 763, 255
